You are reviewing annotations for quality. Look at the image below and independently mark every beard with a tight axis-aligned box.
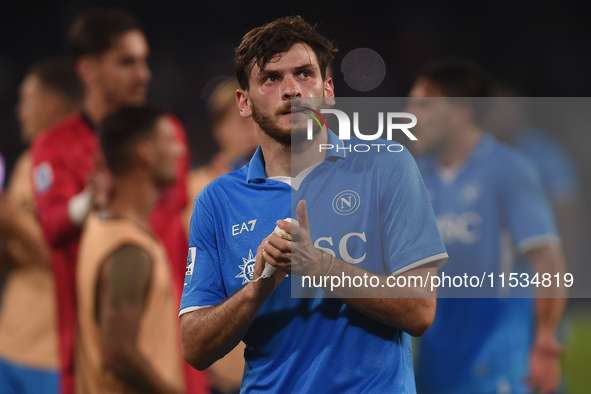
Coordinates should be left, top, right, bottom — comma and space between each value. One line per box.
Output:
250, 97, 326, 147
251, 101, 292, 146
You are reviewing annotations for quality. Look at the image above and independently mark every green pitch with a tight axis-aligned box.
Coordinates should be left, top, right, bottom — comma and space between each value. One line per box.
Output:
563, 315, 591, 393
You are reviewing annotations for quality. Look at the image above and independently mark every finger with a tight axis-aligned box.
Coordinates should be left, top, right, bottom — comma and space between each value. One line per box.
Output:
263, 251, 292, 275
276, 219, 292, 237
267, 232, 292, 252
264, 239, 292, 263
296, 200, 310, 233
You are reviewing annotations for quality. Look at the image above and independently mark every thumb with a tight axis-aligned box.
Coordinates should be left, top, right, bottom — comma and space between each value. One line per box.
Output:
296, 200, 310, 232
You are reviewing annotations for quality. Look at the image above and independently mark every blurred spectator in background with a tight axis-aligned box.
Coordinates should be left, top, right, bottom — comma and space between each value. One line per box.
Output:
184, 78, 257, 394
30, 8, 206, 394
485, 87, 586, 275
184, 79, 258, 230
77, 106, 185, 394
408, 60, 566, 394
0, 58, 82, 394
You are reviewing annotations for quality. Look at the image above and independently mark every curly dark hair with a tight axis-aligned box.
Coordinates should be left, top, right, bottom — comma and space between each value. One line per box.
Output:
234, 16, 337, 90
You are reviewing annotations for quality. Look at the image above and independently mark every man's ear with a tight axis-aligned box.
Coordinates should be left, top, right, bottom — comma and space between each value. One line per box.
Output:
136, 141, 156, 169
324, 77, 335, 106
236, 89, 252, 118
76, 56, 98, 87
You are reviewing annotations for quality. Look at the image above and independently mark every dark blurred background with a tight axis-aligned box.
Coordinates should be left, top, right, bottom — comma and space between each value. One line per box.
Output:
2, 0, 591, 173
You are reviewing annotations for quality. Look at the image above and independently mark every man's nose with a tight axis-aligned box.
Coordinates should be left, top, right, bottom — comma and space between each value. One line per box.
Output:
136, 60, 151, 83
282, 76, 302, 99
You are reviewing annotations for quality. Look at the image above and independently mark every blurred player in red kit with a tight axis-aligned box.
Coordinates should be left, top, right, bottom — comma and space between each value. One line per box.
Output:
30, 8, 208, 394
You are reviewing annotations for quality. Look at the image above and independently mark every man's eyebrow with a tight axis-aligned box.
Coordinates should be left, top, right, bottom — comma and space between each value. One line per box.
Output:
257, 63, 318, 77
257, 68, 279, 78
294, 64, 317, 72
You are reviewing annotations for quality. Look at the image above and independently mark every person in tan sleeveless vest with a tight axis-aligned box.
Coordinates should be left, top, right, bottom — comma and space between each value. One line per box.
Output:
76, 106, 185, 394
0, 58, 82, 394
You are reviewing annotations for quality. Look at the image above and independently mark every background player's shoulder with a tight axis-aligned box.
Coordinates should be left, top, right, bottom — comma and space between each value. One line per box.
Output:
32, 112, 92, 154
491, 138, 538, 169
488, 137, 543, 184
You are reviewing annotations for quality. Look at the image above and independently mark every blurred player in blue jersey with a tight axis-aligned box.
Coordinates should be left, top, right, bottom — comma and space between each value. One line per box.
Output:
408, 60, 567, 394
486, 88, 585, 275
180, 16, 447, 393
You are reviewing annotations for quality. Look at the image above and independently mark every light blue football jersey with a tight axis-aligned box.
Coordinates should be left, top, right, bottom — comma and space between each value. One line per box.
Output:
415, 134, 559, 394
181, 130, 447, 393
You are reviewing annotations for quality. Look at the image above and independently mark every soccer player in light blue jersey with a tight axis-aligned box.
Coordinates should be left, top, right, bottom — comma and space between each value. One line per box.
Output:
179, 16, 447, 393
486, 89, 585, 275
408, 60, 567, 394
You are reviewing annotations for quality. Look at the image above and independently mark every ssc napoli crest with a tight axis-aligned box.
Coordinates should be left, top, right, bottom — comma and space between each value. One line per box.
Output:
332, 190, 361, 215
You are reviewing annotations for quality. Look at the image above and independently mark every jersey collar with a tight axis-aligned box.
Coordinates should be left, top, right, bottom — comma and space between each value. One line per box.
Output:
246, 129, 346, 183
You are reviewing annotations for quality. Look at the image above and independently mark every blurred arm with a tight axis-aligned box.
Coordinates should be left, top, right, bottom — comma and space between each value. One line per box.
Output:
551, 191, 587, 272
98, 244, 185, 394
525, 244, 567, 394
0, 194, 50, 267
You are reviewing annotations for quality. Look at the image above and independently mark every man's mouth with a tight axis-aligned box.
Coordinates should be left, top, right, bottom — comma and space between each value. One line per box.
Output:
282, 107, 306, 116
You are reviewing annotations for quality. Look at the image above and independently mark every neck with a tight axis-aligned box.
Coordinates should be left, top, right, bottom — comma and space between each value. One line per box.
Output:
106, 172, 160, 231
437, 124, 484, 168
83, 90, 115, 127
259, 128, 328, 178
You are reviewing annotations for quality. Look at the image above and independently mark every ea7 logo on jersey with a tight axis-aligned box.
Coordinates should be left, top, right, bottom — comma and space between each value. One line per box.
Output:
236, 250, 256, 284
332, 190, 361, 215
184, 247, 196, 286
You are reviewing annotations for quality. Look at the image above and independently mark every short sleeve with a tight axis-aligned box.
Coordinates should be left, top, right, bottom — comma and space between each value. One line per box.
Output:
380, 149, 448, 275
31, 133, 87, 247
179, 190, 227, 316
500, 153, 559, 252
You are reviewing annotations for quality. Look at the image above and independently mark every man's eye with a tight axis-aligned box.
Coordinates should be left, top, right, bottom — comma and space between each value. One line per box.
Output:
266, 76, 278, 83
119, 58, 135, 66
299, 71, 311, 78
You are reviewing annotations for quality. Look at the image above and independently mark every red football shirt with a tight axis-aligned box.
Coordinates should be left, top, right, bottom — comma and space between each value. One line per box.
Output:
32, 111, 209, 394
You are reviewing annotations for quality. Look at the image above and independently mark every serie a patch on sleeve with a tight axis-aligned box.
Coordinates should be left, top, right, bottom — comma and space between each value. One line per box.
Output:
184, 247, 196, 286
34, 161, 54, 194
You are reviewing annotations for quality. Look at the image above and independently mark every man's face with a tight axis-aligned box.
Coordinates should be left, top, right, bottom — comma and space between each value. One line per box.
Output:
407, 79, 456, 156
150, 117, 183, 187
237, 43, 334, 145
16, 74, 69, 143
92, 29, 151, 107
